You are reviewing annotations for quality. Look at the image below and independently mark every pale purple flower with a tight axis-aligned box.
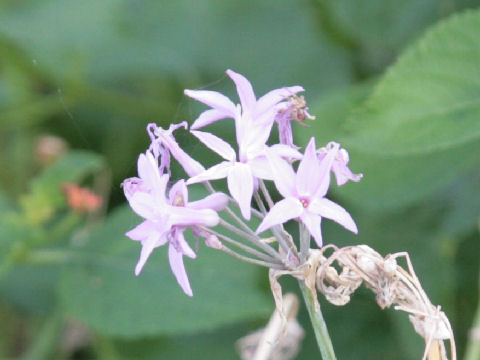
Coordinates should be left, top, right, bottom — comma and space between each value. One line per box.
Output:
184, 69, 304, 133
124, 150, 228, 296
184, 70, 303, 220
186, 130, 301, 221
256, 137, 358, 247
318, 142, 363, 186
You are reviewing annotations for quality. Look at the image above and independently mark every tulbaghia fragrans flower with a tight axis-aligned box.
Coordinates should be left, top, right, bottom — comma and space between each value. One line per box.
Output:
123, 150, 228, 296
184, 70, 303, 220
317, 142, 363, 186
256, 137, 358, 247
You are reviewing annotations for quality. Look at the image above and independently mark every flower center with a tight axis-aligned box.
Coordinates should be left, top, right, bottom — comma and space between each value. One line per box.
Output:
300, 198, 309, 208
173, 194, 184, 207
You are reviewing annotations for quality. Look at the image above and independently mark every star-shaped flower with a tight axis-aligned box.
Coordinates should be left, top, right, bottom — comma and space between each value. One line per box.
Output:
256, 137, 358, 247
184, 70, 303, 220
124, 151, 228, 296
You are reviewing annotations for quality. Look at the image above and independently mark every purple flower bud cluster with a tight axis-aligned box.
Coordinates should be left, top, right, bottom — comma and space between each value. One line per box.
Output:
123, 69, 362, 296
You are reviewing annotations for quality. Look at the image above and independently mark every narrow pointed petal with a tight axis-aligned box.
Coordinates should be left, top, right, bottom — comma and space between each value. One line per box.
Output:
129, 192, 158, 219
314, 142, 339, 197
191, 109, 231, 130
256, 197, 303, 234
135, 231, 161, 275
269, 144, 303, 160
300, 212, 323, 247
184, 89, 236, 116
309, 197, 358, 234
227, 163, 253, 220
265, 149, 296, 199
226, 69, 256, 111
177, 231, 197, 259
188, 192, 229, 211
240, 119, 274, 159
126, 220, 156, 241
296, 137, 322, 196
187, 162, 232, 184
249, 156, 273, 180
168, 243, 193, 296
191, 130, 236, 161
170, 207, 220, 227
137, 152, 162, 192
256, 86, 304, 116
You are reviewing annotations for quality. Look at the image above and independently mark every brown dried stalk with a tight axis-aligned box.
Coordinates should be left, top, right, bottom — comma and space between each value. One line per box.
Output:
315, 245, 456, 360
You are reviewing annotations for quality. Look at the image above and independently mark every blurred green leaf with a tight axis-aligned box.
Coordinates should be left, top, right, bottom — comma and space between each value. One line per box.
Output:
345, 9, 480, 155
110, 322, 258, 360
0, 265, 59, 314
0, 0, 351, 92
301, 60, 480, 211
60, 205, 272, 338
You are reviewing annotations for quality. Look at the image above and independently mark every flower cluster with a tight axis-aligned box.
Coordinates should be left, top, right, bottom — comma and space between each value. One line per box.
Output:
123, 69, 362, 296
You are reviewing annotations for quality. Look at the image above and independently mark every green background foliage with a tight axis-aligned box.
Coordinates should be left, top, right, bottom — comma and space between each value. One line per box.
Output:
0, 0, 479, 359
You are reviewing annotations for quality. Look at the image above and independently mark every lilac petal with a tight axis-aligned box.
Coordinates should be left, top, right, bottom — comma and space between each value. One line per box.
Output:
191, 108, 232, 130
332, 148, 363, 186
226, 69, 256, 111
248, 156, 273, 180
300, 211, 323, 248
309, 197, 358, 234
256, 197, 304, 234
191, 130, 236, 161
297, 137, 324, 197
296, 138, 322, 197
256, 86, 304, 116
227, 163, 253, 220
240, 119, 274, 159
168, 243, 193, 296
332, 161, 363, 186
170, 207, 220, 227
265, 149, 296, 199
129, 192, 158, 219
126, 220, 156, 241
177, 231, 197, 259
269, 144, 303, 160
135, 231, 161, 275
312, 143, 339, 198
277, 119, 294, 148
184, 89, 236, 116
137, 152, 161, 192
188, 192, 229, 211
186, 161, 232, 184
169, 179, 188, 206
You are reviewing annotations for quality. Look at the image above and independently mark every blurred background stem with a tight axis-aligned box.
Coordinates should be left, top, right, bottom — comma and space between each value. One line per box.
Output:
464, 269, 480, 360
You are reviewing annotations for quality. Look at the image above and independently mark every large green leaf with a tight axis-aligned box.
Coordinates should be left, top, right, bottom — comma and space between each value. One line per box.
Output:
299, 73, 480, 211
345, 9, 480, 155
59, 205, 272, 338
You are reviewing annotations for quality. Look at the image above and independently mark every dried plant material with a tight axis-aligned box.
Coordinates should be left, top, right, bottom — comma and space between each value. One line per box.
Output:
236, 293, 304, 360
315, 245, 456, 360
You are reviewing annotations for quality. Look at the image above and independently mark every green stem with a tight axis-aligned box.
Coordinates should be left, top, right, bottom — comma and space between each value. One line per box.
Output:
298, 280, 337, 360
465, 270, 480, 360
